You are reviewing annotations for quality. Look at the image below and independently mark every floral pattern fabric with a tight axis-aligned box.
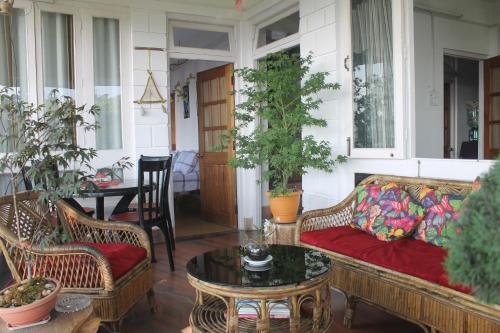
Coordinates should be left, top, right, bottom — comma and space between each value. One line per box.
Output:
413, 188, 464, 246
351, 183, 425, 241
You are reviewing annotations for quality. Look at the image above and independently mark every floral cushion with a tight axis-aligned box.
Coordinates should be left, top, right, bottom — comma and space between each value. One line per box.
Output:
413, 188, 464, 246
351, 183, 425, 241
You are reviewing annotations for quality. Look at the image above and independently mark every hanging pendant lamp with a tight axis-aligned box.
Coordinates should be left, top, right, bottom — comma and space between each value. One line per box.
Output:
0, 0, 14, 15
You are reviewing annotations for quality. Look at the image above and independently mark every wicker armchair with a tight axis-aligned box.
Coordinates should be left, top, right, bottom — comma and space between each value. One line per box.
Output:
0, 191, 156, 332
296, 175, 500, 333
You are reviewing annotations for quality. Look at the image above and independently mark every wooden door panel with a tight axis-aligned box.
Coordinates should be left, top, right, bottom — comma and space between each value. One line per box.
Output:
484, 55, 500, 159
197, 64, 236, 227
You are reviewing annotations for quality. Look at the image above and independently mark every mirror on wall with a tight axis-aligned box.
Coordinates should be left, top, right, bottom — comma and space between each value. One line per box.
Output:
413, 0, 500, 160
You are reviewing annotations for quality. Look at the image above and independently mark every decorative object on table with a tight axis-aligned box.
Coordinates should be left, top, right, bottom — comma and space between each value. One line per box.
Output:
229, 51, 346, 223
55, 294, 91, 313
446, 160, 500, 304
95, 157, 133, 182
243, 219, 275, 268
466, 100, 479, 141
0, 278, 61, 328
133, 47, 168, 115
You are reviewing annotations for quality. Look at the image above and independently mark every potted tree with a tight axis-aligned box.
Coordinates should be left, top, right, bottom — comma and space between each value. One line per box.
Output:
0, 89, 99, 327
445, 160, 500, 304
230, 52, 346, 223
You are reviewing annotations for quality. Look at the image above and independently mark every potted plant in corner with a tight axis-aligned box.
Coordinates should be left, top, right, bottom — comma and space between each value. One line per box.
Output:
445, 159, 500, 305
229, 52, 346, 223
0, 89, 99, 328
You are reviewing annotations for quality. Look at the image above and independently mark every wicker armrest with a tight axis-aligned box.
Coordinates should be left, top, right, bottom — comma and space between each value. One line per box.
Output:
56, 200, 152, 259
295, 191, 356, 244
0, 229, 115, 292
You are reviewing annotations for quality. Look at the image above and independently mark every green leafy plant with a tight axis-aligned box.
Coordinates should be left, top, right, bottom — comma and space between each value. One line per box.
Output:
445, 160, 500, 304
0, 88, 99, 282
229, 52, 346, 197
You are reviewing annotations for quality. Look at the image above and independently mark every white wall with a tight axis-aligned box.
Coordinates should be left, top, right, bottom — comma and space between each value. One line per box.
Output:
132, 11, 170, 158
170, 60, 227, 151
414, 7, 498, 158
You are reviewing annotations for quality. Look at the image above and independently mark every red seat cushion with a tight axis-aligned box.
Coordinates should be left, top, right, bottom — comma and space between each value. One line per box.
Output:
301, 226, 471, 294
69, 242, 147, 280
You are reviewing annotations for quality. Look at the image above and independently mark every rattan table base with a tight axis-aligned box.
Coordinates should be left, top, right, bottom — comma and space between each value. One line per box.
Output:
188, 275, 332, 333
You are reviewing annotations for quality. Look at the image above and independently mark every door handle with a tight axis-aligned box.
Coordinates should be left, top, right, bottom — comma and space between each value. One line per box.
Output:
344, 55, 350, 72
196, 153, 204, 158
346, 137, 351, 157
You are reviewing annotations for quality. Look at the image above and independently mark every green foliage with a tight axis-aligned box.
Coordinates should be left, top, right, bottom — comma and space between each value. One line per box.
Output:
0, 88, 99, 250
445, 160, 500, 304
230, 52, 346, 197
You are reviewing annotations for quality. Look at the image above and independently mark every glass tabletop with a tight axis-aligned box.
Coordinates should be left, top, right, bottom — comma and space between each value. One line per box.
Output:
186, 245, 331, 288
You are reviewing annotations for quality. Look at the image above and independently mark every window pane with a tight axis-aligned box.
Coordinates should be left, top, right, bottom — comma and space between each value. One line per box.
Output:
93, 17, 122, 150
0, 9, 27, 153
173, 27, 230, 51
352, 0, 394, 148
41, 12, 74, 100
257, 12, 299, 48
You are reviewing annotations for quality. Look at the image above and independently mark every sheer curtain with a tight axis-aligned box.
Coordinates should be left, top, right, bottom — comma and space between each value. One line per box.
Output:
41, 12, 74, 99
0, 9, 27, 153
351, 0, 394, 148
93, 17, 122, 150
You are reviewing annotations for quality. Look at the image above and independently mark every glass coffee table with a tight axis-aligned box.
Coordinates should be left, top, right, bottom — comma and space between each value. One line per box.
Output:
186, 245, 332, 333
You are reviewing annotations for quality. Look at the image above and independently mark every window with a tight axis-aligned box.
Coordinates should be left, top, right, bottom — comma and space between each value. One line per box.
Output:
93, 17, 122, 150
256, 11, 299, 49
351, 0, 394, 149
173, 27, 230, 51
0, 8, 27, 153
41, 11, 74, 100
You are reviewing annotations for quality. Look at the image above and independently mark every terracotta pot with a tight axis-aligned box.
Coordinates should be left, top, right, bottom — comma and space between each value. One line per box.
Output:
0, 278, 61, 327
265, 191, 301, 224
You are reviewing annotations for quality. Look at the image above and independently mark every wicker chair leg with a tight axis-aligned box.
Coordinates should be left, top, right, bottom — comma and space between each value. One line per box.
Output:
144, 226, 157, 263
343, 295, 358, 328
147, 289, 158, 313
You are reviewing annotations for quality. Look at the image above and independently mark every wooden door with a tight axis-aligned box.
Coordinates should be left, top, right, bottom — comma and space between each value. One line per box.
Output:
197, 64, 236, 227
484, 55, 500, 159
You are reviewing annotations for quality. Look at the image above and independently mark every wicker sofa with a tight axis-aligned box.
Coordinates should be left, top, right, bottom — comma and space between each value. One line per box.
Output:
0, 192, 155, 332
296, 175, 500, 333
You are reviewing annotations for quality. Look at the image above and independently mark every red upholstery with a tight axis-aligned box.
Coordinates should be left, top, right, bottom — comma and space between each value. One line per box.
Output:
109, 211, 158, 223
83, 207, 95, 215
301, 226, 471, 294
69, 242, 147, 280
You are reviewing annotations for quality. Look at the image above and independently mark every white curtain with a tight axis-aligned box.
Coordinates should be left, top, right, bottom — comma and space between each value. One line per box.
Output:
0, 9, 27, 153
41, 12, 74, 99
93, 17, 122, 150
351, 0, 394, 149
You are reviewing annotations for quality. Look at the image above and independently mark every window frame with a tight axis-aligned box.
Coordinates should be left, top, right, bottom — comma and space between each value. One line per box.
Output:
342, 0, 408, 159
252, 6, 300, 60
168, 20, 235, 59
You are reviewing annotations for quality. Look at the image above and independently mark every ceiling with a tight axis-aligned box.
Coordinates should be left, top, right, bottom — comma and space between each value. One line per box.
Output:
163, 0, 266, 10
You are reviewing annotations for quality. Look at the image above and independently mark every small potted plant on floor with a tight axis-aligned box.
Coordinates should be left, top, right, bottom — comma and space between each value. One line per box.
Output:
0, 88, 99, 327
229, 52, 346, 223
445, 160, 500, 304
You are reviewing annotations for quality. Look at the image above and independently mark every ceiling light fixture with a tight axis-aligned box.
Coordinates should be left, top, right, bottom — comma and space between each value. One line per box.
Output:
0, 0, 14, 15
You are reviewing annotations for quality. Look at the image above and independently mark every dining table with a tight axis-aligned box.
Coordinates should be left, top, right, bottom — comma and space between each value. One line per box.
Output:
80, 179, 154, 220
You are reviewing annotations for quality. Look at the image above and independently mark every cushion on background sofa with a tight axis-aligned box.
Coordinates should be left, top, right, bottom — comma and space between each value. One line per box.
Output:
413, 187, 465, 246
300, 226, 471, 294
172, 151, 198, 174
351, 183, 425, 241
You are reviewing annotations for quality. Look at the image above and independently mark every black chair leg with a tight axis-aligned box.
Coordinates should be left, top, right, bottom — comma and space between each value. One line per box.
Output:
166, 215, 175, 251
159, 222, 175, 271
144, 226, 157, 263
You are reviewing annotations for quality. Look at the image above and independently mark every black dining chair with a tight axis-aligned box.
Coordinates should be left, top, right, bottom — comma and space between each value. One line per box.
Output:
109, 155, 175, 271
21, 163, 95, 217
